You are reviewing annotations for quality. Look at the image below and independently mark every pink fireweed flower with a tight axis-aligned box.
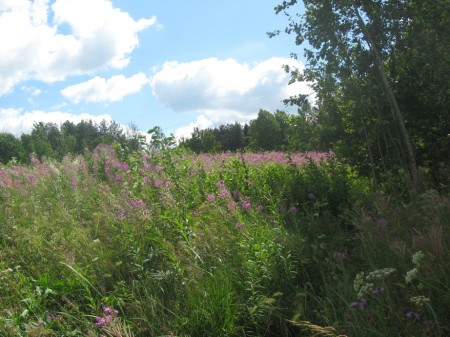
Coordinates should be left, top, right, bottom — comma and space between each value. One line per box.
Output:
103, 306, 119, 315
242, 200, 251, 210
143, 176, 151, 184
154, 179, 163, 188
219, 188, 229, 198
215, 180, 225, 188
155, 165, 163, 171
332, 251, 347, 261
206, 194, 216, 202
30, 156, 39, 164
28, 175, 36, 185
114, 174, 122, 182
130, 199, 145, 208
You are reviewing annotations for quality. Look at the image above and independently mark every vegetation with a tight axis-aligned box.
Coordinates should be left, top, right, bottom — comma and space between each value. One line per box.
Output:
0, 120, 142, 164
1, 0, 449, 336
0, 140, 448, 336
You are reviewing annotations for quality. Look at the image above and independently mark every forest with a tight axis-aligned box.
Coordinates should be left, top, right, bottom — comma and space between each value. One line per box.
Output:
0, 1, 449, 336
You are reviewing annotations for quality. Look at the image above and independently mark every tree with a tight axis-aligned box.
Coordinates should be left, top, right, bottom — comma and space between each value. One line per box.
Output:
248, 110, 284, 151
0, 133, 22, 164
270, 0, 430, 188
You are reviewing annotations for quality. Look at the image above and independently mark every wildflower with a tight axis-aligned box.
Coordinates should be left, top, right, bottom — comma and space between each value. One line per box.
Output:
289, 206, 297, 214
70, 177, 77, 187
232, 190, 242, 201
332, 251, 347, 262
206, 194, 216, 202
103, 306, 119, 315
349, 301, 359, 308
155, 165, 163, 171
219, 188, 229, 198
242, 200, 251, 210
114, 174, 122, 182
28, 175, 36, 185
410, 295, 430, 307
143, 176, 151, 184
215, 180, 225, 188
130, 199, 145, 208
412, 251, 425, 266
371, 287, 385, 295
405, 268, 418, 284
235, 223, 244, 230
406, 311, 420, 320
256, 205, 264, 212
30, 157, 39, 164
359, 298, 368, 310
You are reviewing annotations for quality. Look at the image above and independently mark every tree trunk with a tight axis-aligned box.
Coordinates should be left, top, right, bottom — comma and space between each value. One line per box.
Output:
353, 5, 418, 190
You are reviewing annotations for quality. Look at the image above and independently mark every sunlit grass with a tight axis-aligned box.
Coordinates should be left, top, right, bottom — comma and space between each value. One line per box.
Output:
0, 146, 448, 336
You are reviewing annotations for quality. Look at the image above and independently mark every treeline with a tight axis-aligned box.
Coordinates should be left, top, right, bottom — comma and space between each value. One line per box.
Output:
0, 120, 141, 164
180, 102, 322, 154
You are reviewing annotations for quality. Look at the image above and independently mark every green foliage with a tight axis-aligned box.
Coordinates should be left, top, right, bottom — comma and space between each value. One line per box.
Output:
0, 146, 449, 336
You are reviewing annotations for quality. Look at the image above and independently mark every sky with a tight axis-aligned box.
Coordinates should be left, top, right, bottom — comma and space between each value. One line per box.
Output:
0, 0, 312, 140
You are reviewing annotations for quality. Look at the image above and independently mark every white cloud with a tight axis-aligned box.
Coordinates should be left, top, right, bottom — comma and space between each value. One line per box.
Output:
173, 115, 214, 140
61, 73, 149, 103
152, 57, 312, 116
0, 108, 113, 135
152, 57, 314, 137
0, 0, 156, 96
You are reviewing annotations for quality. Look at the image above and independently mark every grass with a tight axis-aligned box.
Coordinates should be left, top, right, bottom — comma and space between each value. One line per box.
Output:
0, 145, 448, 336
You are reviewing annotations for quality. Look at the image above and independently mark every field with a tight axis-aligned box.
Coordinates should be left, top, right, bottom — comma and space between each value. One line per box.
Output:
0, 145, 449, 337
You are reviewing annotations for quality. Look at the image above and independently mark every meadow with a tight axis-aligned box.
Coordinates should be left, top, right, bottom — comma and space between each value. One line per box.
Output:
0, 144, 449, 337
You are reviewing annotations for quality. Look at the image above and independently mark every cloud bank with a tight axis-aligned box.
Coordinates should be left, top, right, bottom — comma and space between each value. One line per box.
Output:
150, 57, 313, 139
0, 108, 113, 136
0, 0, 156, 96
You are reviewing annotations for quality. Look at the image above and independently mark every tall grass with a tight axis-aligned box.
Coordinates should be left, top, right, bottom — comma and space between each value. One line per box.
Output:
0, 146, 448, 336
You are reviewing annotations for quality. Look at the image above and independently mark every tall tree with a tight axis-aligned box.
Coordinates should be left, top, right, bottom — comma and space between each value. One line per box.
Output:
270, 0, 428, 188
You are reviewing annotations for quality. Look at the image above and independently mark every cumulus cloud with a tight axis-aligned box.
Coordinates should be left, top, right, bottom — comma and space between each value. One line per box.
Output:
151, 57, 313, 122
151, 57, 314, 138
173, 115, 214, 140
0, 0, 156, 96
0, 108, 113, 136
61, 73, 149, 103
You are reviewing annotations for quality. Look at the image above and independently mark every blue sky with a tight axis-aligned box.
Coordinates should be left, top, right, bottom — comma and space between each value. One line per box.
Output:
0, 0, 311, 139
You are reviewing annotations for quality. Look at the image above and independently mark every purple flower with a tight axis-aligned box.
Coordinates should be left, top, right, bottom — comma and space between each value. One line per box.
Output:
242, 200, 251, 210
349, 301, 359, 308
103, 306, 119, 315
289, 206, 298, 214
256, 205, 264, 212
215, 180, 225, 188
359, 298, 368, 310
95, 316, 106, 328
130, 199, 145, 208
371, 287, 385, 295
332, 251, 347, 261
206, 194, 216, 202
219, 189, 229, 198
406, 311, 420, 320
114, 174, 122, 182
